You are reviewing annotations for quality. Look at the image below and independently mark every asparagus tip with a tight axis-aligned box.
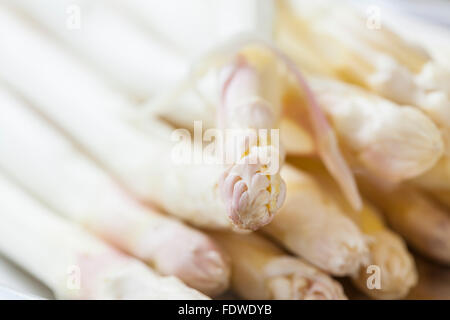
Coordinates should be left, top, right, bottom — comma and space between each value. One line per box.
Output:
221, 159, 286, 230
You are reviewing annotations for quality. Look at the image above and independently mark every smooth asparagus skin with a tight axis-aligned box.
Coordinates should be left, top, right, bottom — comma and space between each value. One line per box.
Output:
0, 87, 230, 296
278, 0, 450, 189
0, 5, 282, 231
290, 157, 418, 299
263, 165, 369, 276
0, 175, 207, 300
360, 182, 450, 266
5, 0, 187, 101
306, 77, 443, 184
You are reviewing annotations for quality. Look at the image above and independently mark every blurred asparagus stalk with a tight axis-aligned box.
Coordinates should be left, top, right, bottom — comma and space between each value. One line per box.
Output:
148, 44, 362, 212
0, 6, 284, 231
360, 182, 450, 266
211, 232, 347, 300
4, 0, 188, 101
278, 0, 450, 188
293, 158, 418, 299
109, 0, 275, 57
343, 204, 418, 299
6, 0, 274, 100
304, 77, 443, 184
11, 0, 362, 212
0, 175, 207, 300
278, 0, 450, 120
263, 165, 369, 276
0, 88, 230, 296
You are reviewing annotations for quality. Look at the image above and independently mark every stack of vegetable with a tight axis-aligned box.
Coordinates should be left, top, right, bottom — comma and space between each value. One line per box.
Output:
0, 0, 448, 299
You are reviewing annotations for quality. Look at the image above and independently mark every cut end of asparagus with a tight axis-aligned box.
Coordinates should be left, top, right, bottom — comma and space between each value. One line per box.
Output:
265, 257, 347, 300
220, 151, 286, 230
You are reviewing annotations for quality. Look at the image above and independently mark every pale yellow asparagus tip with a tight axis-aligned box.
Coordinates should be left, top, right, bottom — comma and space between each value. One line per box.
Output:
353, 230, 417, 299
265, 257, 347, 300
217, 47, 287, 230
220, 149, 286, 231
355, 104, 444, 182
146, 224, 231, 296
308, 77, 444, 183
342, 202, 418, 300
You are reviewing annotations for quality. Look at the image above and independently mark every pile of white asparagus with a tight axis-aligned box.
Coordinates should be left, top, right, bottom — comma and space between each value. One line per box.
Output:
0, 0, 449, 300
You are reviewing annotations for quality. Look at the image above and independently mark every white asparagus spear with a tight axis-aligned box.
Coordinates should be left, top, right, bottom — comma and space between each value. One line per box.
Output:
10, 0, 360, 212
9, 0, 287, 228
6, 0, 274, 100
122, 0, 360, 212
263, 165, 369, 276
306, 77, 443, 184
290, 157, 418, 299
288, 1, 450, 191
279, 0, 450, 155
212, 61, 444, 186
278, 1, 450, 190
216, 47, 287, 227
0, 6, 281, 231
148, 39, 363, 212
0, 88, 230, 296
0, 175, 207, 300
211, 232, 347, 300
4, 0, 187, 101
359, 181, 450, 266
299, 160, 418, 299
108, 0, 275, 58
